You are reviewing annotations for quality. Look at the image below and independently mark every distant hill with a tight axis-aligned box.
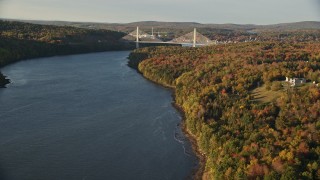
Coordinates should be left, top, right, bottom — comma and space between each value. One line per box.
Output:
1, 19, 319, 43
2, 19, 320, 32
255, 21, 320, 31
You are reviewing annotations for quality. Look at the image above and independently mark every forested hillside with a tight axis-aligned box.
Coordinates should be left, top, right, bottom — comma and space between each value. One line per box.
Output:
129, 42, 320, 179
0, 20, 130, 87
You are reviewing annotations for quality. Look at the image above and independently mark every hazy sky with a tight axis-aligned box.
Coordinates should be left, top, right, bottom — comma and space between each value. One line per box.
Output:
0, 0, 319, 24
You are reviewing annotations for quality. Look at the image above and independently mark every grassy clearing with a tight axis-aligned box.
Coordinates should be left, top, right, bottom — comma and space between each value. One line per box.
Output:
251, 83, 284, 103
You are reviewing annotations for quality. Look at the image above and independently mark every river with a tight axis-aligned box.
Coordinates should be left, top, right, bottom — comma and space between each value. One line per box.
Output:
0, 51, 197, 180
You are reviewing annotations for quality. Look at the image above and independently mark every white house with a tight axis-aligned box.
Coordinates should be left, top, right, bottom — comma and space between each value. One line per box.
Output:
285, 77, 306, 87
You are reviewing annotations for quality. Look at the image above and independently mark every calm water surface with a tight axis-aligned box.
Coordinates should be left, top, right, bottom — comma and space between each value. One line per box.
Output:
0, 51, 197, 180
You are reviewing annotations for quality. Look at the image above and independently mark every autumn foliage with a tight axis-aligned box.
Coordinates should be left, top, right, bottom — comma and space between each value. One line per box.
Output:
129, 42, 320, 179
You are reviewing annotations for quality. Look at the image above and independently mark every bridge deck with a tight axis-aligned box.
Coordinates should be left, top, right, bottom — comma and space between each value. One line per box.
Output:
137, 41, 209, 46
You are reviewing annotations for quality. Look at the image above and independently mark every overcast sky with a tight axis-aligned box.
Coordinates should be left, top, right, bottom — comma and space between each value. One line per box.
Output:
0, 0, 319, 24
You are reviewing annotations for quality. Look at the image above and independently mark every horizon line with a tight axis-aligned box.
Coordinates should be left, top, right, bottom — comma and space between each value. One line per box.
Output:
1, 17, 320, 26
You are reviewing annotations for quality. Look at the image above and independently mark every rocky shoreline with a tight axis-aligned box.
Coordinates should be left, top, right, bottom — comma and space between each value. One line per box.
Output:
127, 55, 206, 180
0, 72, 10, 88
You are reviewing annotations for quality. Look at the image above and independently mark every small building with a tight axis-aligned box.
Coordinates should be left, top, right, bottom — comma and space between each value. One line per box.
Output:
285, 77, 306, 87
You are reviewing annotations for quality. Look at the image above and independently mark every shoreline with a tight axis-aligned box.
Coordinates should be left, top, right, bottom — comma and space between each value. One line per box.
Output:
128, 61, 206, 180
172, 102, 206, 180
0, 73, 10, 88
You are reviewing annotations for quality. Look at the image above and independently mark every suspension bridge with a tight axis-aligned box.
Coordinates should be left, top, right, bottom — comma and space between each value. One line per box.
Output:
122, 27, 214, 48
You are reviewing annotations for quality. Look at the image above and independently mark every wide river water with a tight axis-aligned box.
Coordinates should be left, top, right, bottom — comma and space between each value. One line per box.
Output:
0, 51, 197, 180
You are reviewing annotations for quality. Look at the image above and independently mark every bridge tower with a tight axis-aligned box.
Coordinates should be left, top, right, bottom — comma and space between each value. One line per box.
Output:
193, 28, 196, 48
151, 27, 154, 39
136, 26, 139, 48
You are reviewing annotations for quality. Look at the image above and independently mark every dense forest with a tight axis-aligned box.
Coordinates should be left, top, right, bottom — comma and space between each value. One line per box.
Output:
0, 20, 131, 87
129, 42, 320, 179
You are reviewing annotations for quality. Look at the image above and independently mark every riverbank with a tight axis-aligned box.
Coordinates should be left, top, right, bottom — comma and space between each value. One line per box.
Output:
0, 72, 10, 88
172, 102, 206, 180
127, 54, 206, 180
